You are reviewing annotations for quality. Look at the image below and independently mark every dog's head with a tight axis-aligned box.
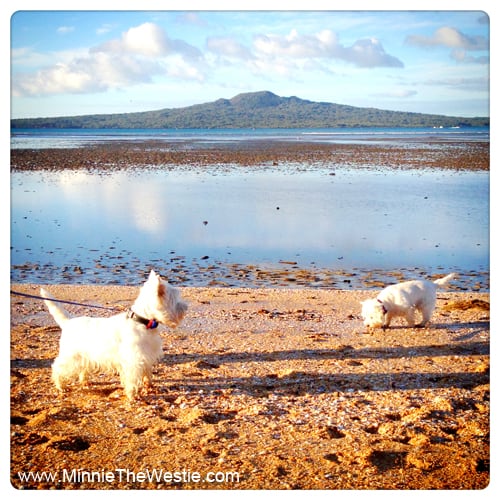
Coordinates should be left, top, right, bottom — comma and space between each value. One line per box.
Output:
161, 280, 188, 328
136, 270, 188, 328
360, 298, 386, 329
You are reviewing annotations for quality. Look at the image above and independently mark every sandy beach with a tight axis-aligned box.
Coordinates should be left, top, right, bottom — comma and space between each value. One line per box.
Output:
10, 282, 489, 490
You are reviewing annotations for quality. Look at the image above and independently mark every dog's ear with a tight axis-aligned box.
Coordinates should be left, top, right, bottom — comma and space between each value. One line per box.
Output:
148, 269, 165, 296
148, 269, 159, 281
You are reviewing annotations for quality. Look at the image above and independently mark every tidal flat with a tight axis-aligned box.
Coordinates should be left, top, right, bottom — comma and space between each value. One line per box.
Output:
10, 139, 489, 291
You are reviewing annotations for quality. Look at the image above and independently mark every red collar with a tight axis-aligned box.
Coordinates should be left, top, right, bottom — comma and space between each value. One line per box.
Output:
127, 310, 159, 329
377, 299, 388, 315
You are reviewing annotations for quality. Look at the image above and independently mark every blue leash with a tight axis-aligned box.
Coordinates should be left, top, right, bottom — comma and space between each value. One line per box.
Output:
10, 290, 121, 311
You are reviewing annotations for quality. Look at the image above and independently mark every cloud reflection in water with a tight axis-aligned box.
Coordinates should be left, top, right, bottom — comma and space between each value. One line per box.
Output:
11, 168, 489, 273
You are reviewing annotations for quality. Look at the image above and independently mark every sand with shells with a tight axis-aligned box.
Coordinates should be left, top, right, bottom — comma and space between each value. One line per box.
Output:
10, 282, 489, 490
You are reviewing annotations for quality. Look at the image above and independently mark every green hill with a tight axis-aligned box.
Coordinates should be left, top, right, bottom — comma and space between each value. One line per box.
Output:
11, 91, 489, 129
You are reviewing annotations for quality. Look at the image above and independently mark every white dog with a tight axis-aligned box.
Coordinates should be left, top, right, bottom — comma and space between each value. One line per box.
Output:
361, 273, 456, 329
41, 270, 187, 400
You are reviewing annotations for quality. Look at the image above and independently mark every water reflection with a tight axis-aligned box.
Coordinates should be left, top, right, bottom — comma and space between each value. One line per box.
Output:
11, 167, 489, 285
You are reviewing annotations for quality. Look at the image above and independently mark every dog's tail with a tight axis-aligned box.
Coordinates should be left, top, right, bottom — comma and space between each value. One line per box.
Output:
433, 273, 457, 287
40, 288, 72, 327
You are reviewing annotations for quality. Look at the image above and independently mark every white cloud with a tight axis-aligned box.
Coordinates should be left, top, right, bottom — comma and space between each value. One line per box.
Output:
11, 46, 55, 68
406, 26, 488, 65
406, 26, 488, 51
253, 29, 404, 68
12, 21, 406, 100
12, 51, 163, 97
450, 49, 488, 65
92, 22, 203, 60
164, 55, 205, 82
406, 26, 489, 56
57, 26, 75, 35
92, 22, 169, 57
422, 76, 488, 92
96, 24, 114, 36
176, 12, 207, 27
341, 37, 404, 68
12, 23, 206, 97
253, 29, 326, 58
208, 28, 403, 71
206, 36, 253, 60
372, 89, 418, 98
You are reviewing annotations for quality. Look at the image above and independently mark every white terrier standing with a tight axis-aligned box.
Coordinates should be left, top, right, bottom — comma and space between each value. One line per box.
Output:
361, 273, 456, 329
41, 270, 187, 400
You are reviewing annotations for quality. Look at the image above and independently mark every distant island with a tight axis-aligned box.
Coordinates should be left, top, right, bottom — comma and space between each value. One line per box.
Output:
11, 91, 489, 129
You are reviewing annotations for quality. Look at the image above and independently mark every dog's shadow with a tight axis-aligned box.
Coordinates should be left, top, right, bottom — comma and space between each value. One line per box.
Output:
161, 322, 489, 367
156, 331, 489, 397
380, 320, 488, 342
434, 320, 489, 341
156, 368, 488, 399
11, 319, 488, 400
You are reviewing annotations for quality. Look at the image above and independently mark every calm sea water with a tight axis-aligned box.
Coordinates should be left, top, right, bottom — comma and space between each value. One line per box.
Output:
10, 126, 490, 149
10, 128, 489, 289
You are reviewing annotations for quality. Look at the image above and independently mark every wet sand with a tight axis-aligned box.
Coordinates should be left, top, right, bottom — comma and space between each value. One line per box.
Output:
10, 283, 489, 490
11, 259, 490, 293
11, 139, 489, 172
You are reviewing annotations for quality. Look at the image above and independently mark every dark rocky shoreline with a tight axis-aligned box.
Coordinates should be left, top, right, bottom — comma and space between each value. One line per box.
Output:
11, 259, 489, 292
11, 139, 489, 172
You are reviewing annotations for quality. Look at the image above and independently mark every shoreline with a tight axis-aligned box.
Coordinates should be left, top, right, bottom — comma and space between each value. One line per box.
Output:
10, 283, 490, 489
10, 265, 490, 292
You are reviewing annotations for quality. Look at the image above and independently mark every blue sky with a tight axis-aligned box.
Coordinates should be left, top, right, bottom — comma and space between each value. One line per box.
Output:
10, 7, 490, 119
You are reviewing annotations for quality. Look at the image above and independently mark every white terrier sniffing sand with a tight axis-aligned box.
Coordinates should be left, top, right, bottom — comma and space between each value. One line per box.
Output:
41, 270, 187, 400
361, 273, 456, 329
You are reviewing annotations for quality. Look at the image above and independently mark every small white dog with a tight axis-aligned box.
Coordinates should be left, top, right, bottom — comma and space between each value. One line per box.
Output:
41, 270, 187, 400
361, 273, 456, 329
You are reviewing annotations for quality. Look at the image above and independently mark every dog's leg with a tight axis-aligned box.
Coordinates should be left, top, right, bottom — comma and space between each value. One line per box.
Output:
417, 306, 433, 327
52, 372, 65, 393
405, 308, 416, 327
78, 370, 90, 388
52, 358, 69, 393
419, 295, 436, 327
120, 366, 143, 400
143, 366, 153, 390
121, 378, 137, 400
383, 312, 393, 328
